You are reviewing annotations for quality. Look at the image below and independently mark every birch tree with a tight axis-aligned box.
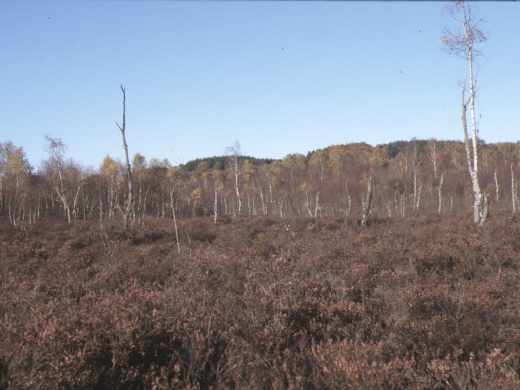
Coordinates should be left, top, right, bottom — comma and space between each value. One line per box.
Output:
438, 172, 445, 215
226, 141, 242, 216
45, 136, 73, 224
442, 0, 488, 225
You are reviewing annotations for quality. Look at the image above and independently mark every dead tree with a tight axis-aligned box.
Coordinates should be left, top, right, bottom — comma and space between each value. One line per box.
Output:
442, 0, 487, 225
115, 85, 133, 228
361, 176, 373, 227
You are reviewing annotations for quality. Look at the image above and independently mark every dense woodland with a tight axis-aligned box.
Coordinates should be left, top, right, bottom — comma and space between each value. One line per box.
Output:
2, 138, 520, 226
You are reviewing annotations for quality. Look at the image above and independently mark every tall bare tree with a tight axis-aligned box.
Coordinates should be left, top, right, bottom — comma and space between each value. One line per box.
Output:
442, 0, 488, 225
115, 85, 134, 228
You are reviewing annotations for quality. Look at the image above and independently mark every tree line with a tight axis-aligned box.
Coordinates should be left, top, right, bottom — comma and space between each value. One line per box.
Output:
2, 137, 520, 227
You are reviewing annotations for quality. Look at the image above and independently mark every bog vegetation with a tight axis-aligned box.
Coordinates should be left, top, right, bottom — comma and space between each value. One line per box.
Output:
2, 217, 520, 389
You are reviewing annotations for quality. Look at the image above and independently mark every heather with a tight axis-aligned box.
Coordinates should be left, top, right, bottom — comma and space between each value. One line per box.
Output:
1, 215, 520, 389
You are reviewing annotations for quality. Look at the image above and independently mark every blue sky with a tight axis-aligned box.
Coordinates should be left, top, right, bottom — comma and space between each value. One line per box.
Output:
1, 1, 518, 169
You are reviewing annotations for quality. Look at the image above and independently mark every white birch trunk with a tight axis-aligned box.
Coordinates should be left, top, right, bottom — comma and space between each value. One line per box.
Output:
314, 191, 320, 218
214, 189, 218, 224
512, 163, 516, 214
438, 173, 444, 215
494, 170, 500, 202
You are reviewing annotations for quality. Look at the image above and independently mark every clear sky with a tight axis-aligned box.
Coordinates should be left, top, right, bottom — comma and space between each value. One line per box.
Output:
1, 1, 519, 169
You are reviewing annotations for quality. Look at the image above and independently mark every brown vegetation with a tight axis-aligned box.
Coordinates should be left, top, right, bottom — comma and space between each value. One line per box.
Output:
2, 216, 520, 389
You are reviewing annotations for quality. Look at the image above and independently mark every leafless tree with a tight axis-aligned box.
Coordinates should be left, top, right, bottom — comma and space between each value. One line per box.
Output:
442, 0, 488, 225
115, 85, 134, 228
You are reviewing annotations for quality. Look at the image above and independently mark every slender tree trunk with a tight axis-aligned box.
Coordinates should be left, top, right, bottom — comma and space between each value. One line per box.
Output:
72, 183, 82, 221
346, 194, 352, 218
413, 169, 417, 210
99, 197, 103, 225
259, 188, 267, 216
314, 191, 320, 218
116, 85, 133, 229
415, 184, 422, 211
108, 181, 114, 220
169, 188, 181, 254
55, 190, 72, 224
438, 173, 444, 215
361, 176, 373, 227
461, 86, 486, 225
494, 169, 500, 202
430, 140, 438, 179
214, 189, 218, 224
305, 192, 313, 217
512, 163, 517, 214
234, 157, 241, 216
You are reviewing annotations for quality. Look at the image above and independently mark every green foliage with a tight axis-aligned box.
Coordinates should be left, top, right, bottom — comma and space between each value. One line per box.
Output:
180, 155, 276, 172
